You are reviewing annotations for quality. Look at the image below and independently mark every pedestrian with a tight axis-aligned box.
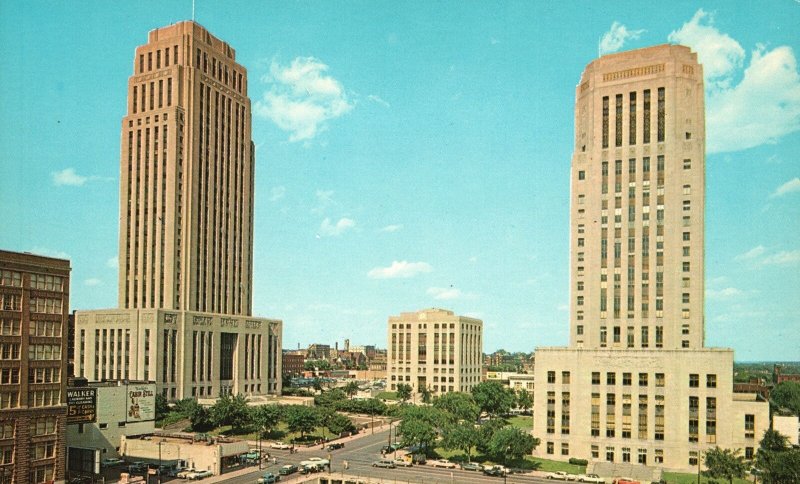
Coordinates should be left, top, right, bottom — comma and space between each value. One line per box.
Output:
343, 460, 349, 470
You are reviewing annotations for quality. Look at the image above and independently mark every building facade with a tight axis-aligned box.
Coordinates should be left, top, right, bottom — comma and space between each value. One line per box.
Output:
0, 250, 71, 484
387, 308, 482, 396
75, 21, 282, 400
117, 21, 255, 316
74, 309, 281, 400
532, 45, 768, 472
282, 353, 305, 377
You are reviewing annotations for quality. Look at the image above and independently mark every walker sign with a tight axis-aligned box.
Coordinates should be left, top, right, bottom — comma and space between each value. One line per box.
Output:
66, 388, 97, 424
126, 385, 155, 422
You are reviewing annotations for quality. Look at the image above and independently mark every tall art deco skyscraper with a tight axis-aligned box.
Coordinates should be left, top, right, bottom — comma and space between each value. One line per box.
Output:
118, 21, 254, 316
532, 45, 768, 474
75, 22, 281, 401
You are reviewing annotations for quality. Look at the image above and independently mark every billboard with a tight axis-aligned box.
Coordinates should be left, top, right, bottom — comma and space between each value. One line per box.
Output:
126, 385, 155, 422
66, 387, 97, 424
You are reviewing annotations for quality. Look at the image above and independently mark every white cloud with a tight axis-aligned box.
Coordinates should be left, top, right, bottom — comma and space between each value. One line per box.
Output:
270, 186, 286, 202
367, 260, 432, 279
761, 250, 800, 266
770, 177, 800, 198
106, 256, 118, 269
255, 57, 354, 142
380, 224, 403, 233
312, 189, 335, 214
669, 10, 800, 153
52, 168, 87, 186
30, 247, 70, 259
367, 95, 390, 108
319, 217, 355, 237
84, 278, 102, 287
735, 245, 766, 261
706, 287, 743, 300
427, 287, 462, 300
599, 21, 645, 55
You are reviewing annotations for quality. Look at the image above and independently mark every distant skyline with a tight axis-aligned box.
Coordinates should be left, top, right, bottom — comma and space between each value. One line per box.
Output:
1, 1, 798, 360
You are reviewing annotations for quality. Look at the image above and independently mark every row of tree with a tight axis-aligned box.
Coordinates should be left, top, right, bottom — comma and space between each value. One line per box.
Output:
703, 429, 799, 484
392, 380, 533, 415
156, 394, 356, 440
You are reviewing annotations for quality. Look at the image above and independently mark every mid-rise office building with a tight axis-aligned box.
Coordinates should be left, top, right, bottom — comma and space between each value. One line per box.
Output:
75, 21, 281, 400
0, 250, 71, 484
387, 308, 482, 397
532, 45, 768, 472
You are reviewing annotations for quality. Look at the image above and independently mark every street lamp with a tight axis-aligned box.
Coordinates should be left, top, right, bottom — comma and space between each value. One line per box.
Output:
157, 440, 164, 484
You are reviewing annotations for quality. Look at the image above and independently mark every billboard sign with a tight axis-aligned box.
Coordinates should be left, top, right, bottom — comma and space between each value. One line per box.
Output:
126, 385, 155, 422
66, 388, 97, 424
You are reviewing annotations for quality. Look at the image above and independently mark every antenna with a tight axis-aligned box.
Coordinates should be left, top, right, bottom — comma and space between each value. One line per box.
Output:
192, 0, 195, 21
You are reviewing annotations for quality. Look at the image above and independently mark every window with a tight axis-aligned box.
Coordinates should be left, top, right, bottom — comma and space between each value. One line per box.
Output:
547, 442, 554, 454
578, 170, 585, 180
689, 374, 699, 387
577, 296, 584, 306
547, 371, 556, 384
683, 159, 691, 169
562, 371, 571, 384
622, 373, 632, 386
561, 443, 569, 456
577, 325, 584, 335
99, 423, 108, 429
683, 232, 691, 241
655, 373, 665, 387
707, 374, 717, 388
683, 262, 690, 272
607, 372, 616, 385
613, 326, 621, 343
592, 372, 601, 385
639, 373, 648, 386
0, 270, 22, 287
745, 414, 755, 439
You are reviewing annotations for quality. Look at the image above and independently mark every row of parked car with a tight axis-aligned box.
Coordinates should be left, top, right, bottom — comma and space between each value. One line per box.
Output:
546, 471, 610, 483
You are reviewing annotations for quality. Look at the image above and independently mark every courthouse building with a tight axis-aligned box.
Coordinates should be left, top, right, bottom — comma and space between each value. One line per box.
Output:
387, 308, 482, 397
531, 45, 768, 472
75, 21, 282, 399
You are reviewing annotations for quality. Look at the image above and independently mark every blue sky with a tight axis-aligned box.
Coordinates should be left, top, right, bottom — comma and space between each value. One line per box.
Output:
1, 1, 798, 360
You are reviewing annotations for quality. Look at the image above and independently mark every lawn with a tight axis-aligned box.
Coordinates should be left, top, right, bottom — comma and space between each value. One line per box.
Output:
662, 472, 751, 484
508, 415, 534, 430
207, 422, 336, 444
375, 391, 398, 400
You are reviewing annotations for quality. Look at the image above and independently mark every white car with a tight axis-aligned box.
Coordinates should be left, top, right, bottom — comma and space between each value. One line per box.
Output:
393, 458, 413, 467
176, 468, 196, 479
270, 441, 292, 449
548, 471, 578, 481
578, 475, 605, 484
430, 459, 457, 469
187, 469, 213, 480
101, 457, 125, 467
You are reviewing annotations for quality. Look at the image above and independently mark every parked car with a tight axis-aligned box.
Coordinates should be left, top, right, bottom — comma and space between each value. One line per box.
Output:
430, 459, 457, 469
101, 457, 125, 467
393, 458, 413, 467
187, 469, 213, 480
372, 459, 396, 468
612, 479, 640, 484
270, 441, 291, 449
548, 471, 578, 480
327, 442, 345, 450
460, 462, 483, 471
257, 472, 279, 483
578, 475, 605, 484
301, 457, 329, 470
278, 464, 297, 476
299, 464, 319, 475
483, 465, 510, 477
176, 468, 196, 479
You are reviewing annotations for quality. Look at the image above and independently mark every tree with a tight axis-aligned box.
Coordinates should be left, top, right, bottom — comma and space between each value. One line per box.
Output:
487, 426, 539, 464
253, 404, 283, 437
396, 384, 413, 403
343, 381, 360, 399
420, 386, 433, 404
284, 405, 320, 439
155, 394, 170, 421
703, 447, 747, 484
315, 388, 347, 407
327, 413, 356, 436
516, 389, 533, 414
397, 405, 445, 451
304, 359, 331, 371
433, 392, 479, 423
186, 401, 213, 431
759, 429, 790, 452
471, 381, 516, 417
771, 381, 800, 416
210, 394, 251, 433
476, 418, 507, 454
441, 421, 480, 461
756, 429, 800, 484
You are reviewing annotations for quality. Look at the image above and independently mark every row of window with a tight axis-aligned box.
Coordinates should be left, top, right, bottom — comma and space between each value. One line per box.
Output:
601, 88, 666, 149
0, 390, 60, 408
545, 370, 716, 388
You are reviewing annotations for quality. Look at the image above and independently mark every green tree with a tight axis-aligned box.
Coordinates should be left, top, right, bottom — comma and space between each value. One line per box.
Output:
186, 401, 213, 431
476, 418, 507, 454
304, 359, 331, 371
396, 383, 413, 403
327, 413, 356, 435
771, 381, 800, 416
756, 429, 800, 484
441, 421, 480, 461
433, 392, 479, 423
397, 405, 444, 452
703, 447, 747, 484
315, 388, 347, 407
253, 404, 283, 437
487, 426, 539, 464
210, 393, 251, 433
343, 381, 360, 399
285, 405, 320, 439
516, 389, 533, 414
759, 429, 789, 452
155, 394, 170, 421
471, 381, 516, 417
420, 386, 433, 404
